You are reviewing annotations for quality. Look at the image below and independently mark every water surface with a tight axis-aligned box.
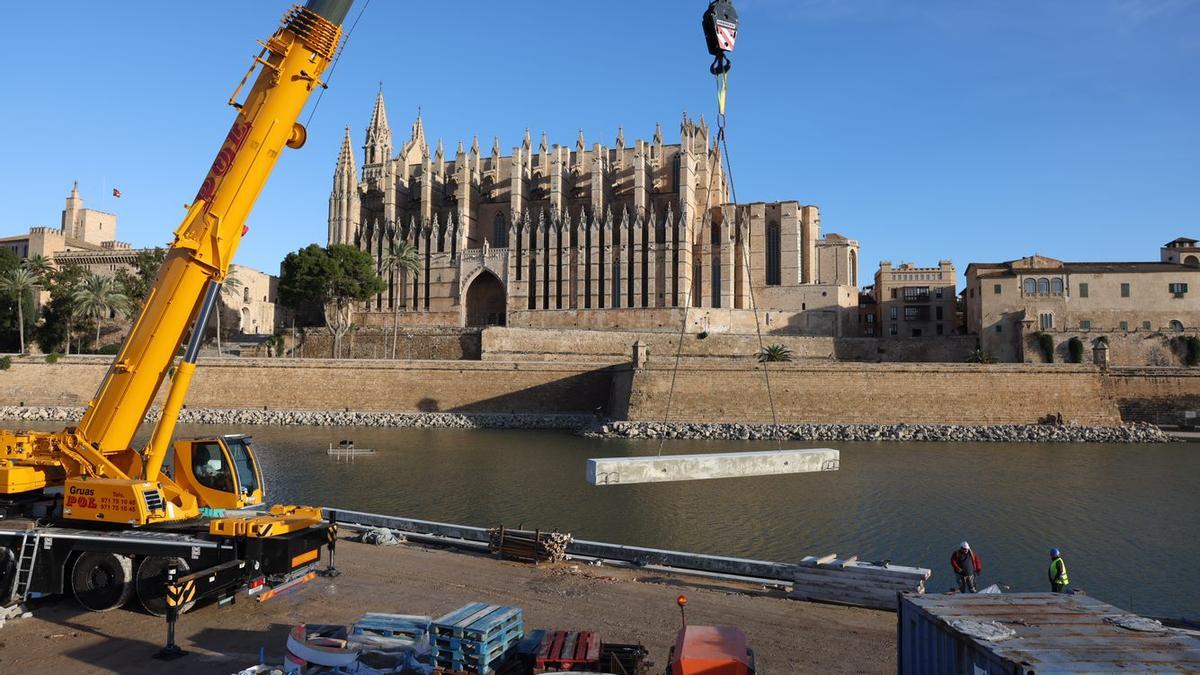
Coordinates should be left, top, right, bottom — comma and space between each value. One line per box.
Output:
16, 421, 1200, 621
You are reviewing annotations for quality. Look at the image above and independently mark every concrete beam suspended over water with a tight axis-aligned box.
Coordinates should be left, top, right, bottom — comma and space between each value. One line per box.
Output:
586, 448, 840, 486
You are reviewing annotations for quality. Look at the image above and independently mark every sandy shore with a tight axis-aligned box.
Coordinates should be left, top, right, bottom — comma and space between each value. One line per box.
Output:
0, 537, 895, 674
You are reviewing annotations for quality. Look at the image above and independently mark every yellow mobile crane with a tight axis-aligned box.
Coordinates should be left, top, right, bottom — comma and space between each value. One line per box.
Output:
0, 0, 354, 613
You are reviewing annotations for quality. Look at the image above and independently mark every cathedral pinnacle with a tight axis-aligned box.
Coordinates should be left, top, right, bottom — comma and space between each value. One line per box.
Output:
576, 129, 586, 152
653, 122, 663, 145
336, 126, 356, 176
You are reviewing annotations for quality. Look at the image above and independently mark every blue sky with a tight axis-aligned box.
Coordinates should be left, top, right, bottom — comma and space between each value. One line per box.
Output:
1, 0, 1197, 282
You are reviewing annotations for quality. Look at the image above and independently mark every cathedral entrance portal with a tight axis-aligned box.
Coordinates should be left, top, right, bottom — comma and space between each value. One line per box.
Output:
465, 271, 506, 327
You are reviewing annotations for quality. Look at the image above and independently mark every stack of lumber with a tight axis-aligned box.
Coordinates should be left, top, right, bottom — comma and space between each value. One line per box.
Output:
432, 602, 524, 674
488, 527, 572, 564
788, 554, 931, 611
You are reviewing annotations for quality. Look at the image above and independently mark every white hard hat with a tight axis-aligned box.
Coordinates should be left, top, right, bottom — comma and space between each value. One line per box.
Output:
961, 541, 970, 550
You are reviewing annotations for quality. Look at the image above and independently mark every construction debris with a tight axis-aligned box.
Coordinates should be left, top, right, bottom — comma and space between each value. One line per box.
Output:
360, 528, 406, 546
488, 527, 571, 564
788, 554, 930, 611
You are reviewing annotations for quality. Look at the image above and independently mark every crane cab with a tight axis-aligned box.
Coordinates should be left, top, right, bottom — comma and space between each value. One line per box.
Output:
170, 435, 264, 510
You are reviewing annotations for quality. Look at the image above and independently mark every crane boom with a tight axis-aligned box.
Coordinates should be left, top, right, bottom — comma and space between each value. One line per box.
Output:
80, 2, 348, 454
0, 0, 354, 524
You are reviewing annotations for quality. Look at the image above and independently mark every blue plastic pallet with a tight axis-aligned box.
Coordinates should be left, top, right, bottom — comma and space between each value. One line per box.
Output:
351, 613, 431, 641
432, 603, 523, 641
433, 622, 523, 661
433, 642, 520, 675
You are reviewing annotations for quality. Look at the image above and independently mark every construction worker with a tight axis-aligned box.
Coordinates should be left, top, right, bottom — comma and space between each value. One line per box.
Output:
1049, 548, 1070, 593
951, 541, 982, 593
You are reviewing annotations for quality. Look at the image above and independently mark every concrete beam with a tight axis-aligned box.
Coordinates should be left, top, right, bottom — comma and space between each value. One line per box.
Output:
586, 448, 839, 486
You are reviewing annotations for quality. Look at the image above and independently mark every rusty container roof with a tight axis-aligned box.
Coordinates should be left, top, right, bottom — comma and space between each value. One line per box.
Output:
901, 593, 1200, 673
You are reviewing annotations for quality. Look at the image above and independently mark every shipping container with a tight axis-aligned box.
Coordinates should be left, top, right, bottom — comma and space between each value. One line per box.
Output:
898, 593, 1200, 674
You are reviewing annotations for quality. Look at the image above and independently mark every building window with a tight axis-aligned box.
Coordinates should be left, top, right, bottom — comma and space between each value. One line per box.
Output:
1169, 282, 1189, 296
911, 328, 922, 337
994, 284, 1002, 295
866, 314, 875, 323
1120, 282, 1130, 298
891, 288, 897, 299
243, 287, 251, 303
890, 306, 898, 320
1120, 321, 1129, 331
1039, 313, 1054, 330
1023, 278, 1036, 296
765, 221, 781, 286
936, 324, 944, 335
493, 212, 509, 247
1142, 321, 1152, 330
995, 324, 1003, 333
1051, 278, 1064, 296
935, 306, 943, 320
1037, 278, 1050, 295
903, 287, 930, 302
935, 288, 944, 299
904, 306, 920, 321
889, 324, 897, 336
849, 250, 857, 287
1170, 320, 1185, 331
1080, 282, 1089, 298
1080, 319, 1092, 330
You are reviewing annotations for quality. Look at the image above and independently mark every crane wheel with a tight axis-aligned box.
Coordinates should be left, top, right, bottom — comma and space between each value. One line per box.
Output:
136, 556, 193, 616
70, 551, 134, 612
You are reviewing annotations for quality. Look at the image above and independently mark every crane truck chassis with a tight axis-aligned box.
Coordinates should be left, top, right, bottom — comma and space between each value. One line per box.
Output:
0, 0, 354, 615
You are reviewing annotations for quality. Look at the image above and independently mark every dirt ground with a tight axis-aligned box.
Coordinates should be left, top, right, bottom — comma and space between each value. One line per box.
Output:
0, 538, 896, 674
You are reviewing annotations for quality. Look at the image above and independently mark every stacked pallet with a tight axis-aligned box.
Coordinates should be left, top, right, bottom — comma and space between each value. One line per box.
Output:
598, 642, 654, 675
488, 527, 572, 564
432, 602, 524, 674
788, 554, 931, 611
533, 630, 602, 672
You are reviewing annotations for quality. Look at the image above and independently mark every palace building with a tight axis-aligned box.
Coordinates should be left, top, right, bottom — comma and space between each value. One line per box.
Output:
328, 92, 861, 334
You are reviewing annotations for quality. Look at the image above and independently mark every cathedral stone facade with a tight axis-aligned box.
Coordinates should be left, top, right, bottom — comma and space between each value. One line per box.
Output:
328, 92, 860, 334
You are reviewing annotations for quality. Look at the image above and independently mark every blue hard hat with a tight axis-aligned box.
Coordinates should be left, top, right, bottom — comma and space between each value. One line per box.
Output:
1050, 548, 1061, 557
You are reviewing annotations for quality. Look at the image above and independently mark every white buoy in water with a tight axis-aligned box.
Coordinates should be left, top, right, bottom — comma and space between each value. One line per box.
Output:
586, 448, 839, 486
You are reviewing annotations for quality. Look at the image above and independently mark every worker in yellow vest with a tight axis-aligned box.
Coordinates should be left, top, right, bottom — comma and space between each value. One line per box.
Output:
1049, 548, 1070, 593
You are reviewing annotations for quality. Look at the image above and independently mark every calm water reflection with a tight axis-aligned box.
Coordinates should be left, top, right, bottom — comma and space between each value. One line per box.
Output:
16, 421, 1200, 620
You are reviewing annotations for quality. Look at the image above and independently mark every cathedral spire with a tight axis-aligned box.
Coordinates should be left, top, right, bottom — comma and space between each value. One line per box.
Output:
335, 126, 356, 177
576, 128, 586, 153
364, 89, 393, 165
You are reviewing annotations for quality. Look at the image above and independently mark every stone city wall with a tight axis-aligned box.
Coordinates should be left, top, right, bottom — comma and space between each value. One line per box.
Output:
2, 356, 1196, 428
1103, 367, 1200, 425
615, 363, 1124, 426
295, 328, 482, 361
1023, 329, 1198, 367
505, 307, 839, 335
481, 327, 978, 364
0, 357, 614, 415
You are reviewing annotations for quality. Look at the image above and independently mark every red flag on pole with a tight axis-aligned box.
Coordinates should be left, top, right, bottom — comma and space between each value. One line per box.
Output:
112, 188, 122, 198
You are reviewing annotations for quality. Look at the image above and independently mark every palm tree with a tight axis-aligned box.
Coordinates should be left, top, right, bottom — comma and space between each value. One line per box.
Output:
22, 254, 54, 279
757, 344, 794, 363
0, 268, 41, 354
73, 274, 130, 352
379, 241, 420, 359
214, 271, 243, 356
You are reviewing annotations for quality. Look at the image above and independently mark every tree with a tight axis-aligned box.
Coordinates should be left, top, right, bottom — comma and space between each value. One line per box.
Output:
279, 244, 383, 358
0, 267, 41, 354
379, 241, 420, 358
73, 273, 131, 352
213, 270, 243, 356
114, 247, 166, 310
757, 344, 794, 363
22, 254, 55, 279
35, 263, 87, 354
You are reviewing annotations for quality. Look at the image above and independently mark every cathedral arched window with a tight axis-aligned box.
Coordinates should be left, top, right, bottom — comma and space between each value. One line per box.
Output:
1023, 278, 1037, 296
1037, 278, 1050, 296
493, 212, 509, 248
849, 250, 858, 287
1050, 278, 1064, 296
766, 221, 781, 286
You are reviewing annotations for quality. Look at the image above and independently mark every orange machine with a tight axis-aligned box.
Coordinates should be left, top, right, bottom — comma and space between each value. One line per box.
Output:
667, 596, 757, 675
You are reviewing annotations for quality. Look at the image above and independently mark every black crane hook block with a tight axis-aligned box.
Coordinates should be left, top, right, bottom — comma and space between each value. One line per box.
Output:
703, 0, 739, 74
